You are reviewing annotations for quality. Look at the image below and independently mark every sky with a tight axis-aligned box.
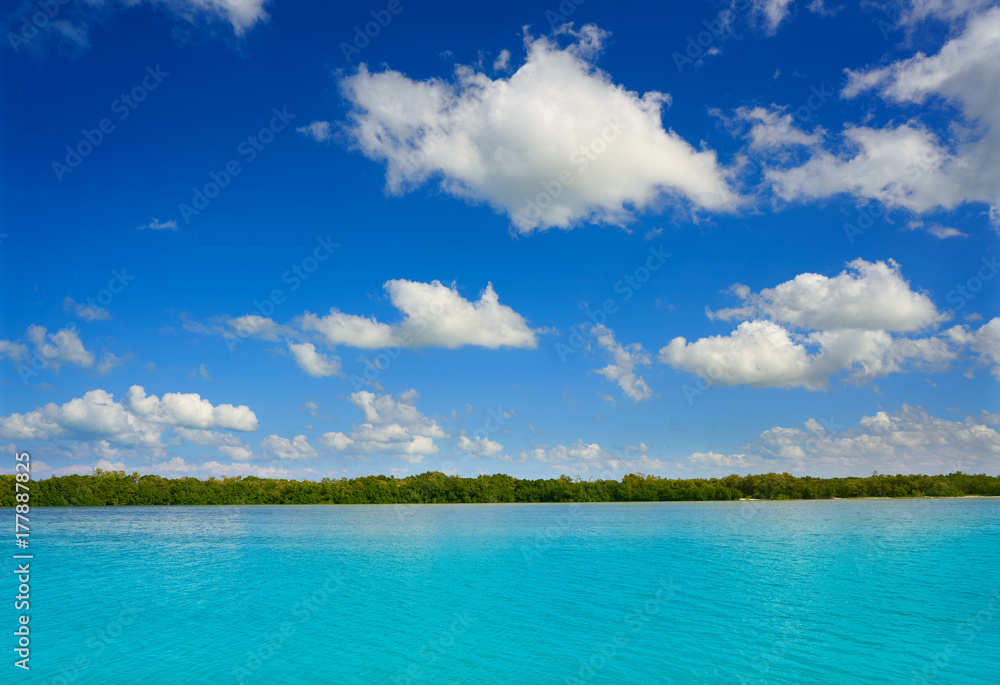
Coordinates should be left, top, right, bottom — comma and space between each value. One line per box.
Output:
1, 0, 998, 482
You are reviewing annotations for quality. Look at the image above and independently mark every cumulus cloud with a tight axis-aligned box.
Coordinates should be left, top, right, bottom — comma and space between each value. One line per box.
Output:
456, 434, 504, 458
686, 404, 1000, 475
492, 48, 511, 71
175, 427, 239, 444
0, 389, 161, 446
767, 7, 1000, 223
319, 390, 448, 463
0, 340, 28, 363
764, 405, 999, 471
661, 319, 820, 389
300, 280, 537, 349
734, 105, 824, 150
663, 317, 962, 390
297, 120, 332, 142
0, 386, 258, 450
340, 24, 738, 232
96, 352, 125, 374
524, 440, 607, 464
26, 325, 95, 370
707, 259, 941, 332
950, 317, 1000, 378
755, 0, 796, 33
521, 440, 663, 475
173, 427, 251, 460
157, 0, 269, 35
660, 260, 971, 389
288, 342, 342, 377
590, 325, 653, 402
64, 296, 111, 321
261, 434, 319, 460
894, 0, 998, 25
1, 325, 121, 377
227, 314, 284, 341
124, 386, 258, 431
687, 451, 752, 468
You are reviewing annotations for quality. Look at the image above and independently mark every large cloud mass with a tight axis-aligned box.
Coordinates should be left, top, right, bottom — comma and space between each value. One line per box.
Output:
659, 259, 991, 389
339, 24, 738, 232
763, 7, 1000, 223
0, 386, 258, 447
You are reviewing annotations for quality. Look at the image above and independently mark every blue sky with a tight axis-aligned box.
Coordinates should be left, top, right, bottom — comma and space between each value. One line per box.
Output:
1, 0, 998, 481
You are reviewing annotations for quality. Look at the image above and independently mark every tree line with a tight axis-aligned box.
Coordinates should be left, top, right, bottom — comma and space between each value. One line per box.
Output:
2, 469, 999, 506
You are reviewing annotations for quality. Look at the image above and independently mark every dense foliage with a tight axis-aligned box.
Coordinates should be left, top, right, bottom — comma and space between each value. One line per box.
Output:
2, 469, 999, 506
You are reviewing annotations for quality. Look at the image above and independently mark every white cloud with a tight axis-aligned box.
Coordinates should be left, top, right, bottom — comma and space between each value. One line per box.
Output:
735, 105, 823, 150
591, 325, 653, 402
974, 409, 1000, 425
0, 389, 162, 446
144, 456, 312, 480
951, 317, 1000, 378
492, 48, 511, 71
300, 280, 537, 349
28, 0, 270, 56
596, 391, 617, 406
685, 404, 1000, 475
663, 317, 963, 390
218, 445, 254, 460
456, 434, 504, 458
320, 390, 448, 462
64, 296, 111, 321
261, 434, 319, 460
661, 260, 971, 389
604, 455, 671, 473
349, 389, 425, 424
0, 386, 258, 450
809, 328, 956, 382
0, 340, 28, 362
687, 451, 752, 468
895, 0, 998, 25
174, 427, 253, 460
971, 318, 1000, 378
522, 440, 659, 475
909, 222, 968, 239
124, 385, 259, 431
661, 320, 820, 389
708, 259, 941, 332
138, 218, 178, 231
297, 121, 332, 142
770, 8, 1000, 222
228, 314, 283, 341
341, 24, 738, 232
755, 0, 796, 33
26, 325, 95, 370
173, 427, 246, 447
524, 440, 608, 464
288, 342, 342, 377
96, 352, 125, 374
157, 0, 269, 35
759, 405, 1000, 471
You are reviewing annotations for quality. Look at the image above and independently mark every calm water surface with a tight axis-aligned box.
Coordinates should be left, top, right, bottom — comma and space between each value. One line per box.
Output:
8, 500, 999, 684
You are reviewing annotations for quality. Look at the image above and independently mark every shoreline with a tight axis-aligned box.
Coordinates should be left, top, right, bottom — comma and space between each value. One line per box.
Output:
10, 495, 1000, 508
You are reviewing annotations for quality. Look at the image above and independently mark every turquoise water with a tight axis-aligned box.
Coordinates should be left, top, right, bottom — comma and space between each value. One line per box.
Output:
7, 500, 999, 684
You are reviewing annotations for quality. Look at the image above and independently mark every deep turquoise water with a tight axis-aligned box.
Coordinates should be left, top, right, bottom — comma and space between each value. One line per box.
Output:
6, 500, 999, 684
